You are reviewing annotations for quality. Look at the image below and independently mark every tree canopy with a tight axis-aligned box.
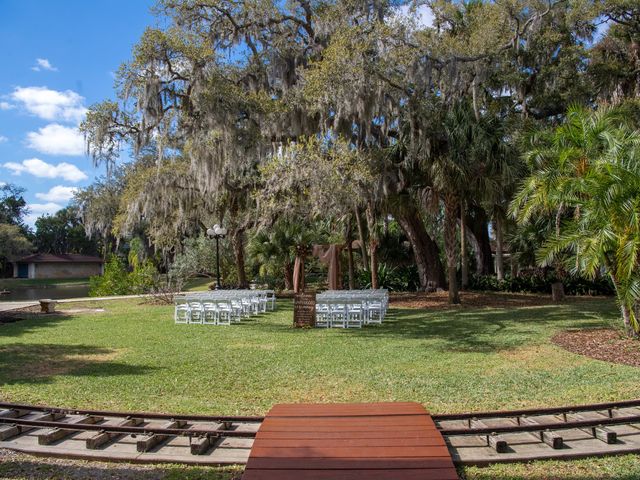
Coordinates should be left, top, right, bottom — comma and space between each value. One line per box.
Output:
77, 0, 640, 331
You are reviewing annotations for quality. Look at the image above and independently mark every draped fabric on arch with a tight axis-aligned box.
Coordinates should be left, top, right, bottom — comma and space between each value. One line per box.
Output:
313, 244, 344, 290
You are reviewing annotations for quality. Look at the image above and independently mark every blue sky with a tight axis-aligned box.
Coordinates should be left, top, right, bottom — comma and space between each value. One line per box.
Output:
0, 0, 156, 226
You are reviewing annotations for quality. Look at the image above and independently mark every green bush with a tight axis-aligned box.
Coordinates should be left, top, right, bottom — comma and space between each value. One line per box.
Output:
89, 257, 130, 296
89, 256, 159, 297
469, 272, 614, 296
356, 263, 420, 291
129, 260, 159, 294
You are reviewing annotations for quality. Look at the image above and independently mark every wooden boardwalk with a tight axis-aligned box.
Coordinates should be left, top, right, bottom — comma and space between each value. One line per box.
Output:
242, 402, 458, 480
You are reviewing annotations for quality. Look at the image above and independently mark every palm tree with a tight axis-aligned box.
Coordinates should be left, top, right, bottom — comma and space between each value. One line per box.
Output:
248, 221, 321, 291
511, 104, 640, 336
426, 100, 511, 303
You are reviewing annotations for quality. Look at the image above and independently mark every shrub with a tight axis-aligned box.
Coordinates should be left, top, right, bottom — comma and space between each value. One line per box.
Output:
89, 256, 159, 297
356, 263, 420, 291
89, 257, 130, 296
468, 272, 614, 296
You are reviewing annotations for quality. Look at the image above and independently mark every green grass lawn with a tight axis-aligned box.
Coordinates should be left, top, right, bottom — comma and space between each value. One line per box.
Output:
0, 278, 89, 289
182, 277, 215, 292
1, 294, 640, 479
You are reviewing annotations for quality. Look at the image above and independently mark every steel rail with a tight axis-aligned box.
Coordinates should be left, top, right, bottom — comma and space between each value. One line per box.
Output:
439, 413, 640, 436
0, 402, 263, 423
433, 398, 640, 421
0, 417, 257, 438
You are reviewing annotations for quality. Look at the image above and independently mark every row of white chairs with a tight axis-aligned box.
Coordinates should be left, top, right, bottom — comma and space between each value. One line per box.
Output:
315, 290, 389, 328
174, 290, 275, 325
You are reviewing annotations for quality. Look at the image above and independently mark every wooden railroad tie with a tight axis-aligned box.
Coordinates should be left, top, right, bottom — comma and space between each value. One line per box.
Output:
0, 409, 29, 419
136, 419, 187, 452
86, 417, 144, 449
570, 413, 618, 444
588, 425, 617, 444
38, 415, 104, 445
520, 416, 564, 449
1, 412, 66, 441
188, 421, 231, 455
471, 418, 508, 453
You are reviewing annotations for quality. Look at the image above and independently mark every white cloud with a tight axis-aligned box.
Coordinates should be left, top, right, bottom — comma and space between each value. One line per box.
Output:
0, 102, 14, 110
29, 202, 63, 214
24, 202, 63, 224
31, 58, 58, 72
3, 158, 87, 182
0, 135, 7, 143
26, 123, 85, 156
395, 4, 434, 29
35, 185, 79, 203
10, 86, 87, 123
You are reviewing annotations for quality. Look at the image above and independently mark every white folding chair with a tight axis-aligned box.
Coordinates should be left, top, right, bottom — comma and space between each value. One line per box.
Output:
330, 302, 347, 328
188, 301, 204, 324
366, 301, 383, 324
346, 301, 364, 328
216, 301, 232, 325
174, 298, 190, 324
266, 291, 276, 311
202, 302, 219, 325
315, 303, 331, 328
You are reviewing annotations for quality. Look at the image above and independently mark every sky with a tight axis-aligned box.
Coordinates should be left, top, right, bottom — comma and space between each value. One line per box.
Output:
0, 0, 156, 226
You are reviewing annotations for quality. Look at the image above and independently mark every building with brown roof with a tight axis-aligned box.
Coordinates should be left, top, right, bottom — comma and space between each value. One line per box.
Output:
12, 254, 104, 279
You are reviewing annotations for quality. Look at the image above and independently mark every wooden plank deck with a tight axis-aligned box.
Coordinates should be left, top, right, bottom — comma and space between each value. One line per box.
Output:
242, 402, 458, 480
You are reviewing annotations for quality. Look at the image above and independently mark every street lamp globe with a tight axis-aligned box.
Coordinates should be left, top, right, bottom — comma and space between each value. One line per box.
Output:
207, 223, 226, 290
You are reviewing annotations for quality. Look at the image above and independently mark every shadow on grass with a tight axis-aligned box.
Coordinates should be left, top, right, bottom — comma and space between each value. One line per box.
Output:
268, 300, 616, 354
351, 306, 612, 353
0, 312, 71, 338
0, 457, 242, 480
0, 343, 157, 386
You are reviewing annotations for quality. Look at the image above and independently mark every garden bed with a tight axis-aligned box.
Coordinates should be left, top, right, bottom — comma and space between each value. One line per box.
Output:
552, 328, 640, 368
389, 290, 598, 309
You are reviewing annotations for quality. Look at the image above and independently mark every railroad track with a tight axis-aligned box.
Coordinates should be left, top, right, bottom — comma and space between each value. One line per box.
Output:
0, 401, 262, 465
3, 399, 640, 466
433, 398, 640, 465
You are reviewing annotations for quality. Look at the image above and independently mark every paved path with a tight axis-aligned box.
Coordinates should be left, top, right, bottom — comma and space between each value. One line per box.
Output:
0, 293, 156, 313
242, 402, 457, 480
0, 301, 38, 312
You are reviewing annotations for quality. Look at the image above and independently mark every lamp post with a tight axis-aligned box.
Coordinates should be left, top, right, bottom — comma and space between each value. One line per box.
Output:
206, 224, 227, 290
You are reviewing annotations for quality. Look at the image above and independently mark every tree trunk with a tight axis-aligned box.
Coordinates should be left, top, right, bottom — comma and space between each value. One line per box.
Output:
495, 215, 504, 281
355, 207, 368, 271
283, 262, 293, 290
232, 228, 248, 288
465, 206, 493, 275
621, 304, 638, 337
444, 193, 460, 304
460, 200, 468, 289
346, 218, 355, 290
370, 240, 379, 289
510, 255, 518, 277
551, 282, 565, 302
393, 198, 446, 289
365, 203, 379, 289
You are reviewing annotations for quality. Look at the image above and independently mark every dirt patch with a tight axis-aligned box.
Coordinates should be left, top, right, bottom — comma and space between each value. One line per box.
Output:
552, 328, 640, 367
0, 305, 41, 324
389, 291, 571, 310
2, 346, 123, 379
58, 308, 106, 314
